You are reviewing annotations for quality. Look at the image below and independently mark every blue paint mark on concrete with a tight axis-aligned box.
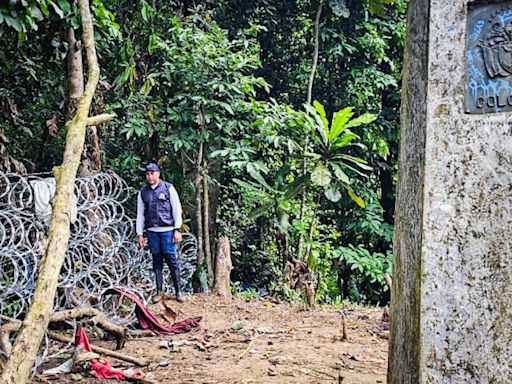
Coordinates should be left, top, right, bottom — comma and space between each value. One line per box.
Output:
469, 20, 484, 41
497, 9, 512, 26
466, 48, 512, 112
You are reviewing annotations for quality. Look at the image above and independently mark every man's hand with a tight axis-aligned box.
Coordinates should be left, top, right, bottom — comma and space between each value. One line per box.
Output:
173, 230, 183, 243
136, 235, 146, 248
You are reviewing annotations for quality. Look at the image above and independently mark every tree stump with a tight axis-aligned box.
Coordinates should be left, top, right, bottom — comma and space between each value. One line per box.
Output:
212, 236, 232, 298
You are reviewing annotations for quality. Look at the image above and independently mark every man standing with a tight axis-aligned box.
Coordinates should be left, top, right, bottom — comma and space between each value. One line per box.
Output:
136, 163, 184, 303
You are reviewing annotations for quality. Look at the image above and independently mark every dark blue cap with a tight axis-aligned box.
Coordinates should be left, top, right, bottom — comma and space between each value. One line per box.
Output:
145, 163, 160, 172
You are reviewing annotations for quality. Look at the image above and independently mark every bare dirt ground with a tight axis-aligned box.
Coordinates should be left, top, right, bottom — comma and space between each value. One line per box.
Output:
34, 294, 389, 384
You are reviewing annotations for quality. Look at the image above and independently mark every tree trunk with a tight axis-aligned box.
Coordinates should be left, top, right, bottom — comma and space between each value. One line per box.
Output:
203, 156, 213, 282
212, 236, 232, 298
193, 104, 205, 275
66, 27, 84, 115
306, 0, 323, 106
297, 0, 324, 260
0, 2, 101, 383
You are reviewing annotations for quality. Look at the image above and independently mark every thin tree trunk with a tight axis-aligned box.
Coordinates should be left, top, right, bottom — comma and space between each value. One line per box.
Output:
66, 27, 84, 115
0, 2, 101, 383
306, 0, 323, 106
194, 104, 205, 273
297, 0, 324, 260
203, 156, 213, 282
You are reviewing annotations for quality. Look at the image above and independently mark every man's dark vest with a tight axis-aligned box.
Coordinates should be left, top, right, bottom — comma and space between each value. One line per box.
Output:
140, 181, 174, 228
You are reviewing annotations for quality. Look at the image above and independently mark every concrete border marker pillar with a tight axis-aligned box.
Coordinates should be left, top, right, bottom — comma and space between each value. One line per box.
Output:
389, 0, 512, 382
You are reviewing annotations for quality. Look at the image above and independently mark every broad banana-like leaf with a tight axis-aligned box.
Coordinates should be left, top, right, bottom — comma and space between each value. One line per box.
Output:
329, 107, 353, 141
331, 132, 359, 149
248, 204, 271, 220
305, 103, 328, 145
313, 100, 329, 131
248, 169, 275, 192
335, 154, 373, 170
331, 163, 350, 184
343, 113, 376, 129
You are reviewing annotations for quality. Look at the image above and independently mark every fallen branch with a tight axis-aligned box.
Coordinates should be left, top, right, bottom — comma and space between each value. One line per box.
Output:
1, 307, 127, 359
86, 113, 116, 126
50, 307, 126, 349
47, 331, 148, 367
237, 330, 259, 361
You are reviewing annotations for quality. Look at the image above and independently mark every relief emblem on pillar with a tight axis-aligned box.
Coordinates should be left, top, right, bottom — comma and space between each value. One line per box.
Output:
466, 3, 512, 113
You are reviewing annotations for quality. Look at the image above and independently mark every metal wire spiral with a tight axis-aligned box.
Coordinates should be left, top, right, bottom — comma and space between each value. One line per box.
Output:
0, 171, 197, 324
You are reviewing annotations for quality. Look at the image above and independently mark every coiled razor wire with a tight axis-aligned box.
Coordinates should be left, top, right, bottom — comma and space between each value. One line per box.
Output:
0, 171, 197, 324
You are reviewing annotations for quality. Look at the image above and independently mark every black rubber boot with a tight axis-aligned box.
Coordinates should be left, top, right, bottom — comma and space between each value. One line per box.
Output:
153, 269, 163, 303
170, 268, 184, 302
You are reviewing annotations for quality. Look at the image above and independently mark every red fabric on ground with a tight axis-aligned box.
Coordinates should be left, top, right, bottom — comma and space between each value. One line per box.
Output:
75, 325, 92, 352
104, 287, 202, 336
74, 325, 126, 380
88, 359, 126, 380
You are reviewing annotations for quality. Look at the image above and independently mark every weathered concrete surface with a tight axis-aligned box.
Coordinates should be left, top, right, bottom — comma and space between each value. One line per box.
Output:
389, 0, 512, 383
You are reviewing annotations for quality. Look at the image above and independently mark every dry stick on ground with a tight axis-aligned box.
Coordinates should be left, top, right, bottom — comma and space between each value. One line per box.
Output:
237, 330, 259, 361
0, 3, 105, 383
50, 307, 126, 349
0, 308, 126, 355
1, 316, 145, 367
47, 332, 148, 367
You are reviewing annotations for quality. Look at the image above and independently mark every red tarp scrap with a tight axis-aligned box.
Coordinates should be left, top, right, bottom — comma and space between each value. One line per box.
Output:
74, 325, 126, 380
103, 287, 202, 336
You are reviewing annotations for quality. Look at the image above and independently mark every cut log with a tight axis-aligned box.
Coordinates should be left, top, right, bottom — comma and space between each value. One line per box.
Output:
212, 236, 232, 298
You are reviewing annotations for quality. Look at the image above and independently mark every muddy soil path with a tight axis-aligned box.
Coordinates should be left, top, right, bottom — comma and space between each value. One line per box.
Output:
34, 294, 389, 384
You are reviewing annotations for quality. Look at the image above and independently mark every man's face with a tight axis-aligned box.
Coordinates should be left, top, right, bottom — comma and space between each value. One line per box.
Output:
145, 171, 160, 185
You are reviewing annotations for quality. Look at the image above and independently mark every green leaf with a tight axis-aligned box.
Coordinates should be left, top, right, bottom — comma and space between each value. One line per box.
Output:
324, 186, 341, 202
38, 1, 50, 17
57, 0, 71, 14
376, 137, 390, 159
141, 2, 149, 22
233, 178, 261, 192
248, 205, 270, 220
248, 169, 274, 192
343, 113, 377, 129
335, 154, 373, 170
329, 107, 353, 141
311, 164, 332, 187
148, 33, 158, 54
30, 5, 44, 21
331, 163, 350, 184
331, 132, 358, 149
4, 16, 23, 32
348, 189, 366, 208
48, 1, 64, 18
305, 103, 328, 145
313, 100, 329, 131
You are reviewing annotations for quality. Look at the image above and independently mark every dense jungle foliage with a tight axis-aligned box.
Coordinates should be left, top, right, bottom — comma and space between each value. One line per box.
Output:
0, 0, 406, 306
